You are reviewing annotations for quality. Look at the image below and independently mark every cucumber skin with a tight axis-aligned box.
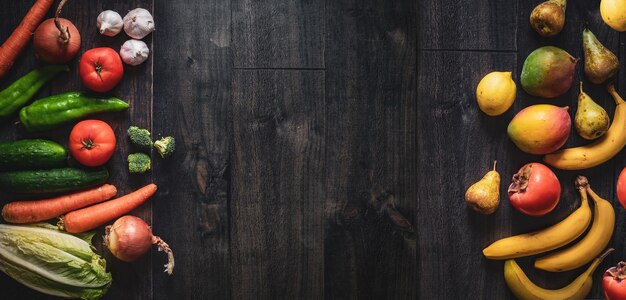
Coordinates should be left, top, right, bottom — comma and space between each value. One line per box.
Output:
0, 168, 109, 194
0, 139, 67, 170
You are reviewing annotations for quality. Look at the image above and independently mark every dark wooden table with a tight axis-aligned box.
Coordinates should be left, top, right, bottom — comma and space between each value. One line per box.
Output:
1, 0, 623, 299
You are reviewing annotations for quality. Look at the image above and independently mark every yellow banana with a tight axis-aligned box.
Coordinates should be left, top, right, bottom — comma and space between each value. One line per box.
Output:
483, 180, 591, 260
504, 249, 613, 300
544, 84, 626, 170
535, 177, 615, 272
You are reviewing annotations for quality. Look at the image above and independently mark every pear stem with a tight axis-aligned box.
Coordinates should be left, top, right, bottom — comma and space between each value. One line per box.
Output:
608, 84, 626, 105
579, 81, 583, 94
492, 160, 497, 171
550, 0, 566, 10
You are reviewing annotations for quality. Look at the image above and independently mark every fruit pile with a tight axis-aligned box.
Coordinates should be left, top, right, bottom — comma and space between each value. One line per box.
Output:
467, 0, 626, 299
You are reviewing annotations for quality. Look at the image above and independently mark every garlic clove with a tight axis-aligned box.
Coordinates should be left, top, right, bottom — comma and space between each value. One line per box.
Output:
123, 8, 155, 39
120, 39, 150, 66
97, 10, 123, 37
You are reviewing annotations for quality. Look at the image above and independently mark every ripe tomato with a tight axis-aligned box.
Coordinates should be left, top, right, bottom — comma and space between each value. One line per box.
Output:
617, 167, 626, 209
69, 120, 116, 167
508, 162, 561, 216
604, 261, 626, 300
79, 47, 123, 93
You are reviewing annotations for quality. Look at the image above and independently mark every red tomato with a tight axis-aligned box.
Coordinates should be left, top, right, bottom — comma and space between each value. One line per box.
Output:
79, 47, 123, 93
617, 167, 626, 209
69, 120, 116, 167
604, 261, 626, 300
508, 162, 561, 216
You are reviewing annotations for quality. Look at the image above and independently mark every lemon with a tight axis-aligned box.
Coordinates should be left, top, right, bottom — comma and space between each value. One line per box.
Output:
476, 71, 516, 116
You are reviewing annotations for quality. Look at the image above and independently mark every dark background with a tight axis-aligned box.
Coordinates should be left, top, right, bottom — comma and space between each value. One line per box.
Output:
0, 0, 624, 299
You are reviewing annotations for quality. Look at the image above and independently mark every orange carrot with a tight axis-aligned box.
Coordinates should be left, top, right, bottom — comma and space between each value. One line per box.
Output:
60, 183, 157, 233
0, 0, 54, 78
2, 184, 117, 224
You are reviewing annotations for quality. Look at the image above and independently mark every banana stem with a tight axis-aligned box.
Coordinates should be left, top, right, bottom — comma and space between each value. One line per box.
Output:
575, 176, 589, 189
585, 185, 605, 204
608, 84, 625, 105
586, 248, 614, 276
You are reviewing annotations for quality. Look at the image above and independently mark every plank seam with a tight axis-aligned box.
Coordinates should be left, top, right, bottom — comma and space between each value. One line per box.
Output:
418, 48, 517, 53
232, 67, 327, 70
150, 0, 155, 298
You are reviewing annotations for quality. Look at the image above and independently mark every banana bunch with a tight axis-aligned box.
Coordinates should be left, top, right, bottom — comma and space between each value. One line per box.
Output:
535, 179, 615, 272
483, 176, 615, 299
544, 85, 626, 170
505, 249, 613, 300
482, 177, 592, 260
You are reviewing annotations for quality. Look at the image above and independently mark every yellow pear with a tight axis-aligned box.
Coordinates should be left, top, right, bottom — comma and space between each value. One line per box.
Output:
465, 161, 500, 214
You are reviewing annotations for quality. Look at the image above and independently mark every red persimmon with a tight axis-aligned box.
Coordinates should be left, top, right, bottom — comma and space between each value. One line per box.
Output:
508, 162, 561, 216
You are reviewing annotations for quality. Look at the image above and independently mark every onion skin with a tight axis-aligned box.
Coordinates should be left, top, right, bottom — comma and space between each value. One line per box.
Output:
106, 215, 152, 262
33, 18, 81, 64
105, 215, 175, 274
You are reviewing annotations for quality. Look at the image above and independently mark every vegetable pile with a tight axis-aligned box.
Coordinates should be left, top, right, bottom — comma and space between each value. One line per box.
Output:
468, 0, 626, 299
0, 2, 175, 299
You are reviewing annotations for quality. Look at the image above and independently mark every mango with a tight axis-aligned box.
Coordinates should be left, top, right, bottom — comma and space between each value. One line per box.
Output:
508, 105, 571, 154
521, 46, 577, 98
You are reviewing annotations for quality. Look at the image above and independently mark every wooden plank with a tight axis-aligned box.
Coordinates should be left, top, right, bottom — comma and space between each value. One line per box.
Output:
230, 69, 325, 299
417, 51, 517, 299
418, 0, 517, 50
324, 0, 417, 298
231, 0, 324, 68
152, 0, 231, 299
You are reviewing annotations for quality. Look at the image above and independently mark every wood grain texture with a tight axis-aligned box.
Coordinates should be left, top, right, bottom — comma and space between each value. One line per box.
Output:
231, 0, 324, 68
10, 0, 626, 299
418, 0, 517, 50
417, 51, 518, 300
230, 70, 325, 299
152, 0, 232, 299
324, 0, 417, 299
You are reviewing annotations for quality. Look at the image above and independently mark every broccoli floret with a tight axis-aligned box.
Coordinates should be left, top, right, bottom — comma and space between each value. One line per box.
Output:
127, 126, 152, 148
154, 136, 175, 158
128, 153, 151, 173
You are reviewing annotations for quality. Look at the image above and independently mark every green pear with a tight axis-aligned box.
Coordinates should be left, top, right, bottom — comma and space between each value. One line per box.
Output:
465, 161, 500, 215
583, 28, 619, 84
575, 82, 610, 140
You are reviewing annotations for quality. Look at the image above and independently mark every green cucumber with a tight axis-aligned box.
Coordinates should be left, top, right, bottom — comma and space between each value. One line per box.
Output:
0, 168, 109, 194
0, 139, 67, 170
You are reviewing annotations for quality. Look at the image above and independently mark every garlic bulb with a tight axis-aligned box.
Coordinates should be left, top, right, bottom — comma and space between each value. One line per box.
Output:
123, 8, 155, 39
97, 10, 123, 37
120, 39, 150, 66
